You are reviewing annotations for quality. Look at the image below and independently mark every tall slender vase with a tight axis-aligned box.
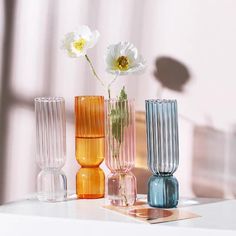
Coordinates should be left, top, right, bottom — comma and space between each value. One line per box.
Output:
105, 99, 137, 206
35, 97, 67, 202
75, 96, 105, 199
145, 99, 179, 208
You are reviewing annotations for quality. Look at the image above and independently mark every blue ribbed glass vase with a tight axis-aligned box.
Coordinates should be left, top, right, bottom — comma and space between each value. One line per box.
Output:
145, 99, 179, 208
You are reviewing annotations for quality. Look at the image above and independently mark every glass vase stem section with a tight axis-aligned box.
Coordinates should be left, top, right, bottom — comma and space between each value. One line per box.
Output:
105, 99, 137, 206
35, 97, 67, 202
76, 137, 104, 167
105, 99, 136, 172
145, 99, 179, 208
75, 96, 105, 199
145, 99, 179, 176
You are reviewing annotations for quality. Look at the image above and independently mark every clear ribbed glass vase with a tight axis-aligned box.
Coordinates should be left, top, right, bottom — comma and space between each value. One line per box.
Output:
145, 99, 179, 208
35, 97, 67, 202
105, 99, 137, 206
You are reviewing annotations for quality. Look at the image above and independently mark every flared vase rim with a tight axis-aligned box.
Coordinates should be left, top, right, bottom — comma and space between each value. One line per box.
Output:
105, 98, 135, 102
145, 99, 177, 104
74, 95, 104, 99
34, 97, 65, 103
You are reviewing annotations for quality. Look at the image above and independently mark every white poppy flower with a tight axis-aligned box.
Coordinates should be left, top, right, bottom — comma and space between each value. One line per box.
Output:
105, 41, 146, 75
61, 25, 100, 57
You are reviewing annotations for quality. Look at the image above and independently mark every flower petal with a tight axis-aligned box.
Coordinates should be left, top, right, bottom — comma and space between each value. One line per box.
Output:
61, 26, 100, 58
87, 30, 100, 48
77, 25, 91, 38
105, 41, 146, 75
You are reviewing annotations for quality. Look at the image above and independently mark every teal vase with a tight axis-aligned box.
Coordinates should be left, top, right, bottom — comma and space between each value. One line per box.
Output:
145, 99, 179, 208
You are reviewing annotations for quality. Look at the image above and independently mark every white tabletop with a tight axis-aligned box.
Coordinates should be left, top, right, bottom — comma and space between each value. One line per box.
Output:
0, 195, 235, 236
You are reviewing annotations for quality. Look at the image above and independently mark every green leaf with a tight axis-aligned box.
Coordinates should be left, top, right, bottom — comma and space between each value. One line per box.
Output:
118, 86, 128, 101
110, 87, 129, 144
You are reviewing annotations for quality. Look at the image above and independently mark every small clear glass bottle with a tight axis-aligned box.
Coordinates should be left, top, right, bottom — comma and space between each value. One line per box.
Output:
145, 99, 179, 208
35, 97, 67, 202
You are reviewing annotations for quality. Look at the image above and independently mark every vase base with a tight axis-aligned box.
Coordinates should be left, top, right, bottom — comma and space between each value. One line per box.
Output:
109, 198, 136, 207
77, 194, 104, 199
76, 167, 105, 199
148, 175, 179, 208
37, 169, 67, 202
37, 191, 67, 202
107, 172, 137, 207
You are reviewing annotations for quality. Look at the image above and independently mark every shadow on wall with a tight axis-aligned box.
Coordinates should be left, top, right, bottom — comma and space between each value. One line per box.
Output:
136, 56, 236, 199
192, 125, 236, 198
154, 56, 191, 95
228, 127, 236, 198
135, 114, 236, 198
0, 0, 16, 204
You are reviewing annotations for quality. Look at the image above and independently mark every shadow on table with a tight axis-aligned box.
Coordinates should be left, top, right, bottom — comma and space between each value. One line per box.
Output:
178, 197, 226, 208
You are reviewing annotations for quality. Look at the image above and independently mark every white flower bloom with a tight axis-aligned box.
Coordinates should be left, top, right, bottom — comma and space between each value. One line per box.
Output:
61, 25, 100, 57
105, 41, 146, 75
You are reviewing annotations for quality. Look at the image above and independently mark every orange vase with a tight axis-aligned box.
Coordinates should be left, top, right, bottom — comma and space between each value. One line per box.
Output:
75, 96, 105, 199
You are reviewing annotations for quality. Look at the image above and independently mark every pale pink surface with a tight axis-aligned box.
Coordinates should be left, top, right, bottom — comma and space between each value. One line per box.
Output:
105, 99, 136, 173
2, 0, 236, 203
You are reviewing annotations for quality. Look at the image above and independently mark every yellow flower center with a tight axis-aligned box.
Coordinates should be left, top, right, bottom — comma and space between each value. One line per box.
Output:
73, 38, 86, 52
116, 56, 129, 71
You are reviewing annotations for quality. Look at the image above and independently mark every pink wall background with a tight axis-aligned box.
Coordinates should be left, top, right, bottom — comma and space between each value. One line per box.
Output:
1, 0, 236, 203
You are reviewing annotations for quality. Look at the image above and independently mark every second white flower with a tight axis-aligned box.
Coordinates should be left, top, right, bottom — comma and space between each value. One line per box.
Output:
105, 41, 146, 75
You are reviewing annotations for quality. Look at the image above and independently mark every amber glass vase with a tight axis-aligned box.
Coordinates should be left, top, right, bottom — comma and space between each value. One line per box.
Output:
75, 96, 105, 199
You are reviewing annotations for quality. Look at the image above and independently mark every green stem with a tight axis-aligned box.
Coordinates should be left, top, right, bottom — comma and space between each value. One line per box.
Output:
107, 74, 119, 99
85, 54, 105, 88
108, 74, 119, 89
85, 54, 128, 205
113, 143, 128, 206
119, 174, 128, 206
113, 152, 128, 206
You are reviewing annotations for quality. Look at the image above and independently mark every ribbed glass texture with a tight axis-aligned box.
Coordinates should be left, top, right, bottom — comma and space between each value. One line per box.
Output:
35, 97, 66, 169
35, 97, 67, 202
75, 96, 105, 199
145, 99, 179, 176
105, 99, 135, 172
105, 99, 136, 206
75, 96, 104, 138
75, 96, 105, 167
